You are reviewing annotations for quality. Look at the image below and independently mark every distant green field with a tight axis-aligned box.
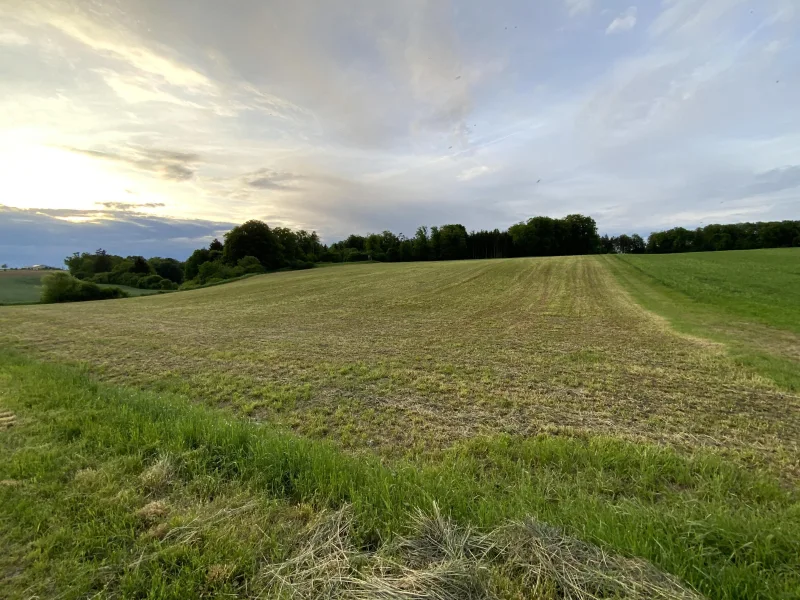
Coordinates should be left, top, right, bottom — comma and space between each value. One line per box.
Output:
0, 270, 164, 304
616, 249, 800, 333
606, 249, 800, 392
0, 270, 51, 304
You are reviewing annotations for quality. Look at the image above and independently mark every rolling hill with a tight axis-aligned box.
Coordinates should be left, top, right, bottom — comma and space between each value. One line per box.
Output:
1, 252, 798, 599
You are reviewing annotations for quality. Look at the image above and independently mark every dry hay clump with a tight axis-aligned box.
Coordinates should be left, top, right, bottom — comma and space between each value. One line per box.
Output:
257, 505, 703, 600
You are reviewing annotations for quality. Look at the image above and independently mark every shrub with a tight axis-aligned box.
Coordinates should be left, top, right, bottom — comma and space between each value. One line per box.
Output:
344, 250, 369, 262
319, 251, 338, 263
138, 274, 168, 290
238, 256, 265, 274
41, 273, 128, 304
290, 260, 315, 270
197, 261, 244, 284
149, 257, 184, 284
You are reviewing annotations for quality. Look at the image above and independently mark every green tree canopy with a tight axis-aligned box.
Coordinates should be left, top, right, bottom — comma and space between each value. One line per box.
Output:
223, 220, 283, 270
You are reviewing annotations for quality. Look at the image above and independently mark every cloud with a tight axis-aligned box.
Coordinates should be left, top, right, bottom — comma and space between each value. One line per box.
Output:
0, 30, 29, 47
458, 165, 494, 181
0, 205, 234, 267
564, 0, 593, 17
743, 165, 800, 196
65, 146, 200, 182
0, 0, 798, 253
245, 169, 306, 191
607, 7, 638, 34
98, 202, 166, 211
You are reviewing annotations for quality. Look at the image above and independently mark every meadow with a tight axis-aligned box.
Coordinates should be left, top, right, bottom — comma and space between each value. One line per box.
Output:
0, 269, 49, 304
0, 269, 164, 304
1, 253, 799, 599
608, 249, 800, 391
616, 249, 800, 334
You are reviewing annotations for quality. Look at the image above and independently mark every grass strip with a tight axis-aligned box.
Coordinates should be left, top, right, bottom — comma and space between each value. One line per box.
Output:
1, 350, 798, 599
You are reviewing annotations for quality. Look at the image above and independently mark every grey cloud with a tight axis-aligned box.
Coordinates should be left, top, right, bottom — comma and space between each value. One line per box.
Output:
245, 169, 306, 191
162, 163, 195, 181
0, 205, 235, 267
744, 166, 800, 196
65, 145, 200, 181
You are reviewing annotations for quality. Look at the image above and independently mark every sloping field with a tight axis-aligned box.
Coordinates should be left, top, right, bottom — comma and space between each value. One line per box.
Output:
607, 249, 800, 391
617, 249, 800, 334
1, 255, 799, 599
0, 269, 47, 304
1, 256, 798, 469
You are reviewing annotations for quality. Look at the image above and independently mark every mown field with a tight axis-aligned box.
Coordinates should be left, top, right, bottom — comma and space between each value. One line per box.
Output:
1, 253, 799, 599
0, 269, 164, 304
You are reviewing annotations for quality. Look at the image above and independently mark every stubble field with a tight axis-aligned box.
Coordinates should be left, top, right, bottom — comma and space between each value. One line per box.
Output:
1, 253, 799, 599
1, 256, 797, 468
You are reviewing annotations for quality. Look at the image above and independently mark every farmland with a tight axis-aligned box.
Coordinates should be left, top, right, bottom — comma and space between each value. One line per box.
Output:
1, 253, 799, 599
0, 269, 164, 304
607, 249, 800, 391
0, 269, 49, 304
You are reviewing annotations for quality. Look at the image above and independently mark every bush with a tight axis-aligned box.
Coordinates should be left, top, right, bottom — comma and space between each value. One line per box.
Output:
344, 250, 369, 262
41, 273, 128, 304
290, 260, 315, 270
197, 261, 245, 284
238, 256, 265, 274
149, 257, 184, 284
138, 274, 168, 290
89, 270, 175, 291
319, 251, 338, 263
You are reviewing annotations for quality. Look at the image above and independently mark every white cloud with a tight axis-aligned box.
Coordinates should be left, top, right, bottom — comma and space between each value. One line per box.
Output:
564, 0, 593, 17
44, 13, 214, 92
764, 40, 784, 55
0, 30, 29, 47
606, 7, 638, 34
458, 165, 494, 181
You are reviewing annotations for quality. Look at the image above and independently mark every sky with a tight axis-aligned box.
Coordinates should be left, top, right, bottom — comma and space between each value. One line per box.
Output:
1, 0, 798, 266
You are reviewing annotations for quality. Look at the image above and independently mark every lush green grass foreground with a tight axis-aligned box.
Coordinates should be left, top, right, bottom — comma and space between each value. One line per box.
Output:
1, 351, 798, 599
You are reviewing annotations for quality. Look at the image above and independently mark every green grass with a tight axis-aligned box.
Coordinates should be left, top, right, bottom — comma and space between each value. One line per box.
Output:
0, 270, 164, 304
615, 249, 800, 333
606, 250, 800, 391
1, 350, 798, 599
0, 270, 50, 304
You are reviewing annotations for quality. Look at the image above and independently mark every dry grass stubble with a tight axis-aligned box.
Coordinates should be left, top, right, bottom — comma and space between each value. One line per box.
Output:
0, 257, 797, 472
259, 505, 702, 599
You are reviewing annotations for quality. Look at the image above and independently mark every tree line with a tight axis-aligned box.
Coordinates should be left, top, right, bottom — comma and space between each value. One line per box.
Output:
325, 214, 603, 263
54, 216, 799, 303
639, 221, 800, 254
325, 217, 799, 263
